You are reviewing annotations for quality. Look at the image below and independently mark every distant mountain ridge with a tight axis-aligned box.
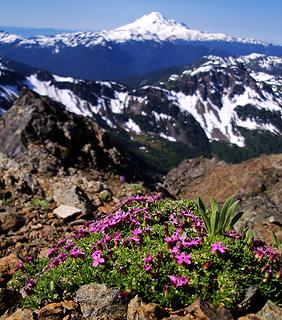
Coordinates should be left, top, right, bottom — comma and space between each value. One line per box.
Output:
0, 12, 268, 47
0, 26, 76, 38
0, 12, 282, 81
0, 53, 282, 171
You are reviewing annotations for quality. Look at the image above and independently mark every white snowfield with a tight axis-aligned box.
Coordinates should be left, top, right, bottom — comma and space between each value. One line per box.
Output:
0, 12, 267, 49
25, 74, 137, 118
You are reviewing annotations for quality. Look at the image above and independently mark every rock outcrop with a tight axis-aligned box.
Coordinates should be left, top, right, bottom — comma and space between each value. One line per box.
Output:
0, 89, 143, 179
75, 283, 128, 319
163, 154, 282, 242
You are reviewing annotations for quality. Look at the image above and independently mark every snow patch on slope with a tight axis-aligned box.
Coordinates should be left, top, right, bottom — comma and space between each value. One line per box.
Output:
26, 74, 97, 117
0, 85, 20, 101
53, 75, 75, 82
0, 31, 23, 44
160, 132, 177, 142
166, 79, 282, 148
125, 118, 142, 134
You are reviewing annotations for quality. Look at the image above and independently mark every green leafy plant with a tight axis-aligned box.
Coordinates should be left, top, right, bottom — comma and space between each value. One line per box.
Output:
99, 190, 112, 203
28, 198, 51, 211
271, 232, 282, 255
125, 183, 145, 194
244, 228, 255, 246
197, 195, 244, 237
10, 195, 281, 311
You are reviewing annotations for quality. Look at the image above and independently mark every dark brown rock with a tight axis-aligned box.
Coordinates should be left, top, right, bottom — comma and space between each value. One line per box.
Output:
163, 154, 282, 243
127, 296, 168, 320
0, 211, 25, 234
237, 314, 261, 320
166, 299, 234, 320
38, 301, 79, 320
0, 254, 19, 285
0, 89, 141, 178
237, 300, 282, 320
233, 286, 266, 318
0, 288, 21, 316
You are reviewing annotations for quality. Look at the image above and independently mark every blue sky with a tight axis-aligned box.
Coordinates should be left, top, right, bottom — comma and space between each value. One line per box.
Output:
1, 0, 281, 44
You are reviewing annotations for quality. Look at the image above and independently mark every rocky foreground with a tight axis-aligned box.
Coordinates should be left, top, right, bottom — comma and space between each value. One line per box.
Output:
1, 293, 282, 320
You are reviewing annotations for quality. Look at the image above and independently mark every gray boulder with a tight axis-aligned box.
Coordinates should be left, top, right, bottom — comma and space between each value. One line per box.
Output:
75, 283, 127, 320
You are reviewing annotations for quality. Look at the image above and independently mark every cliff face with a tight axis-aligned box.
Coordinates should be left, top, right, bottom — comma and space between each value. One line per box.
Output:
163, 154, 282, 242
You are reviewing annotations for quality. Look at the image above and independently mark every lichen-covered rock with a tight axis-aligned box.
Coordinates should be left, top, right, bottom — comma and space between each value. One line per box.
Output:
75, 283, 128, 320
256, 300, 282, 320
53, 185, 95, 214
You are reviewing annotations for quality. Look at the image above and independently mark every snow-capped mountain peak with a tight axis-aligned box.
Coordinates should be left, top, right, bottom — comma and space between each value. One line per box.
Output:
116, 11, 183, 32
0, 12, 268, 49
0, 31, 24, 44
103, 11, 265, 44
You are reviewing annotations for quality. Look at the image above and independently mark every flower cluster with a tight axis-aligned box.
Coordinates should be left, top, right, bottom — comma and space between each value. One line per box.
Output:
253, 241, 280, 261
169, 275, 189, 287
211, 242, 226, 254
11, 195, 282, 310
92, 250, 105, 267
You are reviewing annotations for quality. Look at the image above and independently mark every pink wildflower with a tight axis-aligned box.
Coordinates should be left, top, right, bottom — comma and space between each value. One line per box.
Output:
211, 242, 226, 254
169, 275, 189, 287
169, 246, 180, 255
47, 248, 57, 257
70, 247, 85, 258
143, 264, 152, 272
144, 255, 153, 264
92, 250, 105, 267
182, 239, 201, 248
132, 228, 142, 235
175, 252, 192, 265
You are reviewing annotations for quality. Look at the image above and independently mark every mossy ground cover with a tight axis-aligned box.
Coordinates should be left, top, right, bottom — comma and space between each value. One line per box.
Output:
10, 195, 282, 310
